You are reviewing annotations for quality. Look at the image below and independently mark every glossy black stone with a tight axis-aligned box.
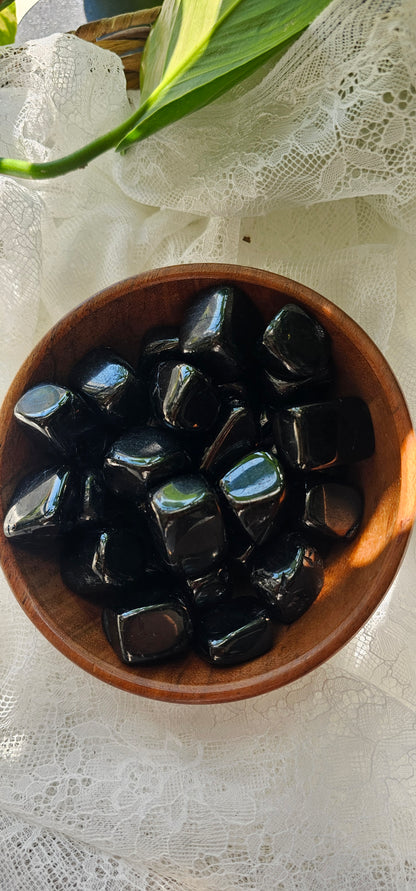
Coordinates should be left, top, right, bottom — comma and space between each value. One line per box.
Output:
76, 468, 106, 526
104, 497, 162, 572
302, 482, 363, 540
280, 470, 346, 557
219, 450, 286, 544
148, 473, 227, 578
217, 380, 252, 406
226, 526, 257, 567
179, 284, 264, 382
257, 407, 274, 448
14, 382, 96, 458
139, 326, 181, 375
102, 576, 193, 664
184, 564, 231, 610
250, 534, 324, 623
103, 426, 191, 501
217, 495, 257, 568
284, 467, 349, 522
103, 491, 150, 533
3, 466, 75, 541
200, 400, 258, 479
75, 427, 116, 469
260, 303, 331, 380
260, 366, 332, 409
273, 397, 375, 472
61, 527, 145, 603
151, 360, 220, 433
70, 347, 148, 429
195, 596, 273, 666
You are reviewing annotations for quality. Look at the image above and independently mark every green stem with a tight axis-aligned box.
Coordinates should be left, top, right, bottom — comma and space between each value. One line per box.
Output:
0, 101, 148, 180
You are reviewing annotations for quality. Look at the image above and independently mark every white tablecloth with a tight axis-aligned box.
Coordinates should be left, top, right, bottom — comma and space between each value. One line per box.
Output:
1, 1, 416, 887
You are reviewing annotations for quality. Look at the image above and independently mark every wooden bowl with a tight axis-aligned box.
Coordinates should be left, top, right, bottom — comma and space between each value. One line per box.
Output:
1, 264, 415, 703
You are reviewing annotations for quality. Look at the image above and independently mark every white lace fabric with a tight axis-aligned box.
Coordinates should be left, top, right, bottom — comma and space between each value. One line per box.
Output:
1, 1, 416, 887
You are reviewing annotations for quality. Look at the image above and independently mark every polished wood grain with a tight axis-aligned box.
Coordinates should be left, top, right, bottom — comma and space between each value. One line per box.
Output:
1, 264, 415, 703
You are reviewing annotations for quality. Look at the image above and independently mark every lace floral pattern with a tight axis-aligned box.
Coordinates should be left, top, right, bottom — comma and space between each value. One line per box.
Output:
0, 1, 415, 887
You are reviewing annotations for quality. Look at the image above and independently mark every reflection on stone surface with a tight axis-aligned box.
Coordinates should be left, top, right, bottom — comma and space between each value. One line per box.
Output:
70, 347, 148, 428
225, 517, 257, 568
260, 366, 332, 408
260, 303, 331, 379
250, 533, 324, 623
219, 450, 286, 543
102, 576, 193, 664
195, 596, 273, 666
60, 527, 145, 603
76, 467, 105, 526
273, 397, 375, 472
148, 474, 227, 578
180, 284, 263, 382
14, 382, 96, 458
139, 326, 181, 376
4, 466, 74, 540
217, 380, 252, 406
184, 564, 231, 610
104, 426, 191, 501
302, 482, 364, 540
200, 400, 258, 479
151, 360, 220, 432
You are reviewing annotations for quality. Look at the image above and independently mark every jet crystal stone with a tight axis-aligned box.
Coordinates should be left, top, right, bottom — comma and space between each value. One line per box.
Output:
148, 474, 227, 578
219, 450, 286, 543
195, 596, 273, 666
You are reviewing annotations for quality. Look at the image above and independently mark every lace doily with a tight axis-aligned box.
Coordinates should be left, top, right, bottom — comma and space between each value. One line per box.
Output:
1, 0, 415, 887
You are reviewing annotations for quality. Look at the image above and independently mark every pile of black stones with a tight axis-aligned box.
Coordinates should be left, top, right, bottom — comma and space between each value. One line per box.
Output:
4, 284, 375, 668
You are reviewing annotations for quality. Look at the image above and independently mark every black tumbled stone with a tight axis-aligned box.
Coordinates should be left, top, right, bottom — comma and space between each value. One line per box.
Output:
179, 284, 263, 382
151, 360, 220, 433
250, 534, 324, 623
226, 524, 257, 568
260, 366, 332, 409
104, 426, 191, 501
283, 468, 350, 543
302, 482, 363, 540
61, 527, 145, 603
195, 596, 273, 666
14, 383, 96, 459
75, 428, 116, 469
70, 347, 148, 429
4, 466, 75, 541
217, 380, 252, 406
273, 397, 375, 472
184, 564, 231, 610
76, 468, 106, 526
139, 326, 181, 375
219, 450, 286, 544
257, 407, 274, 449
200, 400, 258, 479
260, 304, 331, 380
102, 576, 193, 664
148, 474, 227, 578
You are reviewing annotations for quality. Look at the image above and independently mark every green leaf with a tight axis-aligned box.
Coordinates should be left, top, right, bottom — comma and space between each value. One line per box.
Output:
0, 0, 16, 45
117, 0, 333, 151
0, 0, 334, 180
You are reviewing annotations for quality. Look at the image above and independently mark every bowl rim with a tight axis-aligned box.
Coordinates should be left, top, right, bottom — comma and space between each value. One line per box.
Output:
1, 262, 416, 703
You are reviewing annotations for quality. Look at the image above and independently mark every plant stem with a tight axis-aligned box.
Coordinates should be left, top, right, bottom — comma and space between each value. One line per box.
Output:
0, 103, 147, 180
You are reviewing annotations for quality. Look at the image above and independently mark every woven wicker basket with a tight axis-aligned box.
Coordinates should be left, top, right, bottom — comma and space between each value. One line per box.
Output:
72, 7, 161, 90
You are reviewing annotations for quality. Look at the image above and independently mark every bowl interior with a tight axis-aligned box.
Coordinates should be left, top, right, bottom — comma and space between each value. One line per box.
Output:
0, 263, 415, 703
